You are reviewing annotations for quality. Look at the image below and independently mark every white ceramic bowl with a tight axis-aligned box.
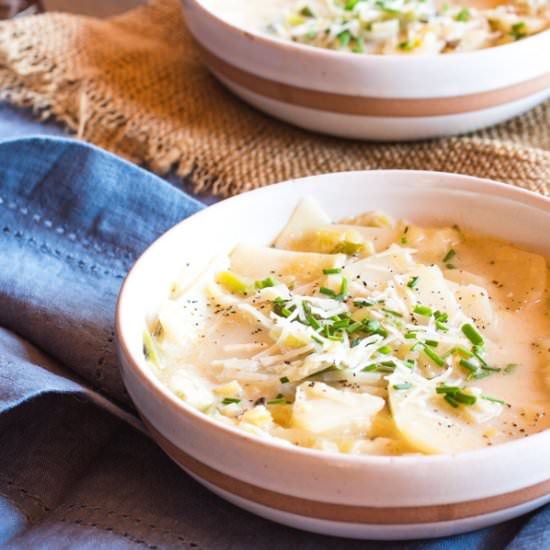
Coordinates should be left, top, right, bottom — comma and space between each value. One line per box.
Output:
179, 0, 550, 141
116, 171, 550, 540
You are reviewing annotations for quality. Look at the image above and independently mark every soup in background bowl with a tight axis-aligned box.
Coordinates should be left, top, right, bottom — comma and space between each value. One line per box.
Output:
204, 0, 550, 55
116, 170, 550, 539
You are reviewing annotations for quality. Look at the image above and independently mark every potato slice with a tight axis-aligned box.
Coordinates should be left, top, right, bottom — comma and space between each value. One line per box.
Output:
274, 197, 332, 250
343, 245, 415, 286
454, 284, 494, 332
444, 268, 487, 288
168, 370, 215, 411
388, 372, 495, 454
403, 265, 461, 320
158, 271, 213, 349
406, 225, 462, 264
292, 382, 384, 435
456, 239, 547, 309
230, 244, 345, 286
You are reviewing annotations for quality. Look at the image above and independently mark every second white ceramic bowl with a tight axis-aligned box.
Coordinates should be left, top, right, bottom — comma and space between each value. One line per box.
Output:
116, 170, 550, 540
180, 0, 550, 140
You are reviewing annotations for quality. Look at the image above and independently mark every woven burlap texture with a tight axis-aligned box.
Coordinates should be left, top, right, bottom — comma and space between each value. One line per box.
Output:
0, 0, 548, 197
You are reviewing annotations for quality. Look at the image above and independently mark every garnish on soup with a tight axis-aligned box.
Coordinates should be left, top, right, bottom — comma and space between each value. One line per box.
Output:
145, 197, 550, 455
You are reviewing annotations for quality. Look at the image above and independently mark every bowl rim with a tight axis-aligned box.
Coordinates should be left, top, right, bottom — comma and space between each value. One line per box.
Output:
116, 169, 550, 467
187, 0, 550, 64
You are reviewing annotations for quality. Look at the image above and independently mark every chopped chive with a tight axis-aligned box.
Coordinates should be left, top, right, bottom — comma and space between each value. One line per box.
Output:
481, 395, 507, 405
346, 321, 363, 334
353, 300, 374, 308
424, 340, 439, 348
462, 323, 484, 346
267, 398, 287, 405
377, 362, 396, 373
446, 263, 456, 270
398, 40, 415, 52
404, 331, 417, 339
436, 321, 449, 332
362, 364, 377, 372
504, 363, 518, 374
281, 307, 292, 317
307, 315, 321, 330
434, 311, 448, 322
481, 365, 501, 373
311, 335, 324, 345
143, 330, 162, 369
443, 249, 456, 263
338, 277, 349, 301
444, 394, 460, 408
405, 359, 416, 369
323, 267, 342, 275
407, 276, 419, 289
376, 0, 401, 15
320, 287, 337, 297
350, 337, 362, 347
393, 382, 413, 390
470, 370, 491, 381
437, 385, 476, 406
338, 30, 351, 47
459, 358, 479, 373
423, 345, 445, 367
453, 392, 477, 406
455, 7, 470, 22
222, 398, 241, 405
332, 318, 351, 329
382, 308, 403, 318
351, 36, 365, 53
255, 277, 276, 289
280, 376, 289, 384
378, 345, 392, 355
452, 345, 473, 359
436, 385, 459, 394
363, 319, 389, 338
511, 21, 527, 40
414, 304, 432, 317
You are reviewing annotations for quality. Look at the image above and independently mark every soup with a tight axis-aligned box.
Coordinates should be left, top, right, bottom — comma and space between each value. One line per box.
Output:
145, 198, 550, 455
201, 0, 550, 55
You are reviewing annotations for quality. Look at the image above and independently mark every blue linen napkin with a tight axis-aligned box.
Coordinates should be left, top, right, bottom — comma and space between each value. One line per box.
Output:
0, 136, 547, 549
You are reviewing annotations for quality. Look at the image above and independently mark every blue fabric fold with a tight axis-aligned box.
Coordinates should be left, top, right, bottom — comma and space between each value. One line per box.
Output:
0, 137, 546, 548
0, 136, 203, 408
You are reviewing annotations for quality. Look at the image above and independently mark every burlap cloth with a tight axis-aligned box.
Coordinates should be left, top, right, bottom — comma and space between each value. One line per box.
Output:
0, 0, 548, 198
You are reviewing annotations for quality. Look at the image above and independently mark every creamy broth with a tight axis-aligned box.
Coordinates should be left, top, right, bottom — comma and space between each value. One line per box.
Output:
146, 199, 550, 455
201, 0, 550, 55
